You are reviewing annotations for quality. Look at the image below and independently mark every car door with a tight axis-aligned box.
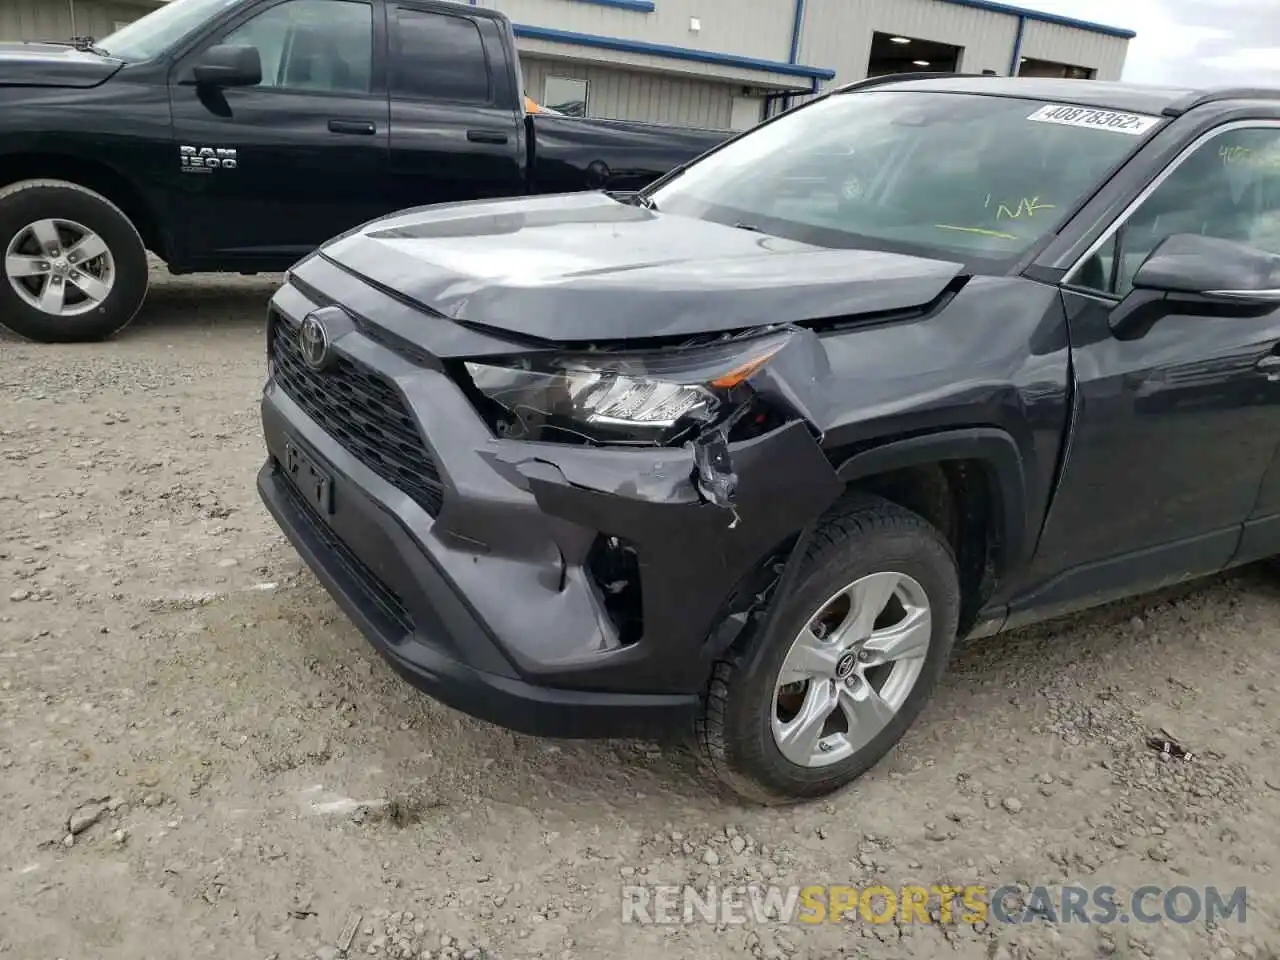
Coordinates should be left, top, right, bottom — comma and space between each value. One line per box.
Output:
168, 0, 390, 268
1016, 119, 1280, 617
384, 2, 526, 211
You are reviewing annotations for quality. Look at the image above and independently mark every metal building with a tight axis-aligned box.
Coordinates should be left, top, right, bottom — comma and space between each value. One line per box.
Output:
497, 0, 1134, 127
0, 0, 1134, 129
0, 0, 154, 42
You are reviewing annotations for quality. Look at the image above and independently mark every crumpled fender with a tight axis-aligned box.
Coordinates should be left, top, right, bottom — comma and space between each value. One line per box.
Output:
484, 419, 843, 693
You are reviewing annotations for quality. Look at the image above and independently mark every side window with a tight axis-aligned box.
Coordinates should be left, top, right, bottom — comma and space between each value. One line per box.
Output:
221, 0, 373, 95
543, 76, 588, 117
1075, 126, 1280, 296
391, 8, 491, 103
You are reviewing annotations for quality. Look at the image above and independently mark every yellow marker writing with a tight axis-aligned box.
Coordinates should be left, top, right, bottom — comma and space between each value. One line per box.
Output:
1220, 143, 1280, 168
996, 196, 1055, 220
935, 224, 1019, 240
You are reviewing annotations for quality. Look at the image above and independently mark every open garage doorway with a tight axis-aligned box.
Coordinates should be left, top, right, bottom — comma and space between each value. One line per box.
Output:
866, 32, 961, 77
1017, 57, 1095, 79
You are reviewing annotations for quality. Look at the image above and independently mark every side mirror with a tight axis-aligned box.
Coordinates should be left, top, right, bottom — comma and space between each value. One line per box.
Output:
192, 44, 262, 87
1132, 233, 1280, 305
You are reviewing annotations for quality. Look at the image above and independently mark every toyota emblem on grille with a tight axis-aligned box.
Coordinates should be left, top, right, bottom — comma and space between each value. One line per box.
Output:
298, 312, 331, 371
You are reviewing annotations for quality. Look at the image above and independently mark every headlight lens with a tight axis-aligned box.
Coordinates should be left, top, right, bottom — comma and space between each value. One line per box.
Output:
463, 330, 792, 445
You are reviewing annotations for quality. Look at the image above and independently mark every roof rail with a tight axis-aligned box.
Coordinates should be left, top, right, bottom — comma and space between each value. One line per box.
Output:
832, 72, 992, 95
1163, 87, 1280, 117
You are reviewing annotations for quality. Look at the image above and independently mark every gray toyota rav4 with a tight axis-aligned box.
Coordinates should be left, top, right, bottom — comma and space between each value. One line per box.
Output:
259, 74, 1280, 804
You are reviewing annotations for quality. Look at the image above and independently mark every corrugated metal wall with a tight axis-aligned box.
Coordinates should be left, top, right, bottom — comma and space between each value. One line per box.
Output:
521, 54, 735, 127
515, 33, 804, 90
0, 0, 155, 41
481, 0, 795, 64
1019, 20, 1128, 82
0, 0, 1131, 127
799, 0, 1020, 90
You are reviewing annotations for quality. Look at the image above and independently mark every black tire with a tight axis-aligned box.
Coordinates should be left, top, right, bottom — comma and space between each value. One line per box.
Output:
0, 179, 149, 343
697, 493, 960, 805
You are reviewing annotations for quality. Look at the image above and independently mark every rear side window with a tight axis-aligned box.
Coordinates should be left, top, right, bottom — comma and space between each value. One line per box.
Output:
391, 8, 492, 103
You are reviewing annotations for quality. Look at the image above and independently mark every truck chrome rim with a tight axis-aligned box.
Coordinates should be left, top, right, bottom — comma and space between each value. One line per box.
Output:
772, 571, 931, 768
5, 218, 115, 317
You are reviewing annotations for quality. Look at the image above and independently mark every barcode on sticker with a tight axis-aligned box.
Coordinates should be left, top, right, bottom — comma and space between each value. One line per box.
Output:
1027, 103, 1160, 136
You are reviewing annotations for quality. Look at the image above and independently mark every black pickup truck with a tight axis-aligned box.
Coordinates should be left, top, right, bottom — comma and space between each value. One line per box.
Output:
0, 0, 731, 343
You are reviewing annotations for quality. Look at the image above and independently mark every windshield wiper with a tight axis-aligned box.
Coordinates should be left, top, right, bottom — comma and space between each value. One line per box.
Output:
732, 222, 763, 232
70, 36, 112, 57
631, 193, 658, 211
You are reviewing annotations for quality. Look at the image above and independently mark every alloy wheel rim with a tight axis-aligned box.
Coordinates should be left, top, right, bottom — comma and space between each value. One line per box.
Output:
771, 571, 932, 768
5, 218, 115, 317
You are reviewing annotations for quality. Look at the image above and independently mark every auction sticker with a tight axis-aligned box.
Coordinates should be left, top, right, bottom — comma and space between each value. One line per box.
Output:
1027, 103, 1160, 135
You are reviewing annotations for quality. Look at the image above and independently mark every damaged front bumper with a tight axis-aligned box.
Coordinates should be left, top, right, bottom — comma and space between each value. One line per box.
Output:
257, 266, 843, 739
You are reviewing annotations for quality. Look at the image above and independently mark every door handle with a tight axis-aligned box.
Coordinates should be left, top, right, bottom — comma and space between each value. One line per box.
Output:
1256, 354, 1280, 380
467, 129, 509, 144
329, 119, 376, 136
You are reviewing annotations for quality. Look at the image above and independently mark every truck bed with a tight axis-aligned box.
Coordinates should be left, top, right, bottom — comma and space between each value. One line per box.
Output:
530, 113, 734, 194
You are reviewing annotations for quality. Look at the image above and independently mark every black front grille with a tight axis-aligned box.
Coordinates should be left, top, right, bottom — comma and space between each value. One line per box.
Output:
270, 315, 444, 517
277, 468, 415, 638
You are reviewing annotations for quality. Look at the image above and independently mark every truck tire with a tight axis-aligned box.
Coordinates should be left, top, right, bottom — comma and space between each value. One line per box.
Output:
697, 493, 960, 805
0, 179, 149, 343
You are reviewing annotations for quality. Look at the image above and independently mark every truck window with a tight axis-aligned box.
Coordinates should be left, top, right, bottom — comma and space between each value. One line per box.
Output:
543, 76, 588, 117
221, 0, 373, 95
1074, 126, 1280, 297
98, 0, 242, 62
390, 8, 492, 104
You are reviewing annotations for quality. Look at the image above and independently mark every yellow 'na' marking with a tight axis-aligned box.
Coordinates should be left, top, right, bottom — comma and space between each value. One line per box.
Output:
995, 197, 1055, 220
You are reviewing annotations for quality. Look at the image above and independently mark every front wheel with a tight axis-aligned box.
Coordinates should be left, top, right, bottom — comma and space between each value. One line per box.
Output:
0, 179, 149, 343
697, 493, 961, 805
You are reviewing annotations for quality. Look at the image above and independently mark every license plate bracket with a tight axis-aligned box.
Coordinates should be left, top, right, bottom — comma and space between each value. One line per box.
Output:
285, 439, 334, 516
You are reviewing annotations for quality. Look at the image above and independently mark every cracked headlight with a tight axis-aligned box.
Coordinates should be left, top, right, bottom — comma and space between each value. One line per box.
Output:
463, 330, 793, 445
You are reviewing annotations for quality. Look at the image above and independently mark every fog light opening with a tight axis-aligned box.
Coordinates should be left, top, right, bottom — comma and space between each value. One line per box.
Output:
587, 534, 644, 646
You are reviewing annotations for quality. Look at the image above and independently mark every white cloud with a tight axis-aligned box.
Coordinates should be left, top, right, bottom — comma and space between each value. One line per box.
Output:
1010, 0, 1271, 86
1199, 46, 1280, 74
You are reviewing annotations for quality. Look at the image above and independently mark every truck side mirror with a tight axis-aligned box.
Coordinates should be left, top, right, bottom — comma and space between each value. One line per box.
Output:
192, 44, 262, 88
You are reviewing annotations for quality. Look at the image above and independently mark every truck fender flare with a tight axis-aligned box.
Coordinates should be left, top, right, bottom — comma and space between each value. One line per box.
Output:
0, 150, 161, 256
834, 427, 1029, 576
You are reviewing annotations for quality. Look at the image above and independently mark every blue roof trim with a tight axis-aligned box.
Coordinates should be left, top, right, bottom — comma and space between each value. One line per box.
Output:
940, 0, 1136, 39
512, 24, 837, 79
569, 0, 656, 12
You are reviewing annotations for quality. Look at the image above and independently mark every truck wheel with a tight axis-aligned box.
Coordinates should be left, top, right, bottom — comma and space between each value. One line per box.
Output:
697, 493, 960, 805
0, 179, 149, 343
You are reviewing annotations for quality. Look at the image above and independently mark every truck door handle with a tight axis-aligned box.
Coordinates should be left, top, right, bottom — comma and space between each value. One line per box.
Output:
467, 129, 509, 144
329, 119, 376, 136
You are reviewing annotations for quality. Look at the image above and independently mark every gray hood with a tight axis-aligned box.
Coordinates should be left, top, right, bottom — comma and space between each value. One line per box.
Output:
319, 192, 965, 342
0, 42, 124, 88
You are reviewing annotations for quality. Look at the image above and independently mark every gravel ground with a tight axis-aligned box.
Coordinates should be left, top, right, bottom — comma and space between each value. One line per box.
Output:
2, 264, 1280, 960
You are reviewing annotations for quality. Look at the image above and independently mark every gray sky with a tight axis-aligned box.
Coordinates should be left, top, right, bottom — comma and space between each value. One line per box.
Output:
1017, 0, 1273, 86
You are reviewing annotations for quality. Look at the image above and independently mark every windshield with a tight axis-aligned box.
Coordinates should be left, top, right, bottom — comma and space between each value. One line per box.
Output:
97, 0, 242, 61
648, 90, 1161, 263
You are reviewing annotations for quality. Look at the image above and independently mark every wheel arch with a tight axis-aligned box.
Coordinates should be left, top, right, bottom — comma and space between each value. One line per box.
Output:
832, 427, 1028, 631
0, 151, 166, 258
